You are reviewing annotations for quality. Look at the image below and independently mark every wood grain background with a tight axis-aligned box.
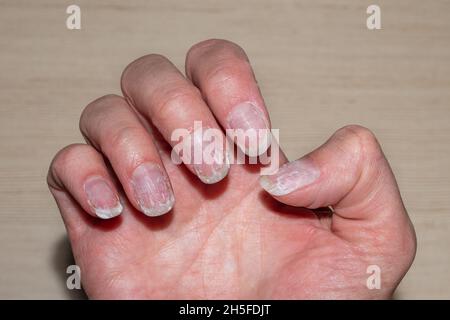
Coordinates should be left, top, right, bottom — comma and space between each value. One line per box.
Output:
0, 0, 449, 299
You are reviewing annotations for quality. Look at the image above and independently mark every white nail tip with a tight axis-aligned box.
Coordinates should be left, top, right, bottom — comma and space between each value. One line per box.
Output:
227, 102, 272, 157
140, 194, 175, 217
197, 162, 230, 184
93, 202, 123, 219
192, 144, 231, 184
259, 175, 286, 196
246, 130, 272, 157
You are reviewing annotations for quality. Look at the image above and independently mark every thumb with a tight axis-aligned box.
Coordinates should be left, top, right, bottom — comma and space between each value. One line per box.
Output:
260, 125, 416, 252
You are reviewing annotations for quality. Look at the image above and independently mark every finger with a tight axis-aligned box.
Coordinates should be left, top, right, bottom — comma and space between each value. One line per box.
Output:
79, 94, 175, 217
121, 54, 229, 184
186, 39, 271, 157
47, 143, 123, 220
260, 125, 416, 247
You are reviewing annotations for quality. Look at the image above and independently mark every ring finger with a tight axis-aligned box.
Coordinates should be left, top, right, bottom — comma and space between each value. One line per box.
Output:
79, 94, 175, 217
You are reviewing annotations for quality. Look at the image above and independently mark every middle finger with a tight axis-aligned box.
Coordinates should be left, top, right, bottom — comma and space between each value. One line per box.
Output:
121, 54, 229, 184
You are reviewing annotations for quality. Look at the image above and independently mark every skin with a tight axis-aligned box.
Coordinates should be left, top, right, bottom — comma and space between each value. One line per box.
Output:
47, 39, 416, 299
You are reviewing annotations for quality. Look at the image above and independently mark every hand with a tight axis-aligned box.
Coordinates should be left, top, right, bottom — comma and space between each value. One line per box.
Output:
48, 39, 416, 299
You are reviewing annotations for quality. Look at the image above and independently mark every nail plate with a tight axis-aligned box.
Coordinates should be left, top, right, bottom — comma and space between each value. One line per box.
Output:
188, 128, 230, 184
227, 102, 271, 157
131, 163, 175, 216
259, 158, 320, 196
84, 177, 123, 219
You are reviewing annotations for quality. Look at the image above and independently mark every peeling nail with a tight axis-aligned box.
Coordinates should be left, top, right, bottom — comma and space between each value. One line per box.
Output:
131, 163, 175, 216
260, 158, 320, 196
84, 177, 123, 219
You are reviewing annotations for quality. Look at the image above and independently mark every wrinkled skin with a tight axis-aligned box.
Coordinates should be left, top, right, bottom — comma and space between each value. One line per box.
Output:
48, 39, 416, 299
53, 137, 415, 299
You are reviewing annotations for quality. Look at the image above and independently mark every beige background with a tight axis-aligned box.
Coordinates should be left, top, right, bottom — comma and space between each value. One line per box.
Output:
0, 0, 449, 299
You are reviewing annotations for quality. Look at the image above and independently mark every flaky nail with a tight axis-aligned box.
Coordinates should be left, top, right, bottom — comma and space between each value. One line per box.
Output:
227, 102, 271, 157
84, 177, 123, 219
131, 163, 175, 217
187, 128, 230, 184
259, 158, 320, 196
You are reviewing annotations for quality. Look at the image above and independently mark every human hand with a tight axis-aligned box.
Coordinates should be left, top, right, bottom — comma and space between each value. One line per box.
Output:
48, 39, 416, 299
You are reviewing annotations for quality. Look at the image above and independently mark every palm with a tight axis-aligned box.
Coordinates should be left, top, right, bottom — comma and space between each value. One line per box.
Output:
50, 41, 414, 300
68, 143, 373, 300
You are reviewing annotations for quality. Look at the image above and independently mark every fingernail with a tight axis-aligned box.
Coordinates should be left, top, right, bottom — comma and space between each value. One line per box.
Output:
227, 102, 271, 157
84, 177, 123, 219
131, 163, 175, 217
188, 128, 230, 184
259, 158, 320, 196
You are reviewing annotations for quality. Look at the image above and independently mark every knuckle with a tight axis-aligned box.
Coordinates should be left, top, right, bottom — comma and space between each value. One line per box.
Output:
187, 39, 247, 65
109, 125, 144, 150
138, 53, 170, 71
342, 124, 377, 144
80, 94, 123, 130
51, 144, 91, 169
95, 93, 124, 105
121, 54, 169, 91
48, 144, 92, 188
204, 63, 242, 87
337, 124, 382, 160
152, 84, 200, 121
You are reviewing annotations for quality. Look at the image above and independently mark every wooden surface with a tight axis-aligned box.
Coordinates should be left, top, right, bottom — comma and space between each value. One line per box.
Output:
0, 0, 449, 299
